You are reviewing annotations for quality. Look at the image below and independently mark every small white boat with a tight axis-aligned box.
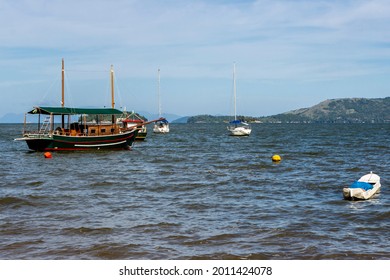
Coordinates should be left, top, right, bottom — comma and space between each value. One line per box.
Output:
153, 68, 170, 134
343, 172, 381, 200
227, 63, 251, 136
153, 119, 170, 133
227, 120, 252, 136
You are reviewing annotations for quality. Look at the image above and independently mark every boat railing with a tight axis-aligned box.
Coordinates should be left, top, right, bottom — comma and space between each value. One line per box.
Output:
23, 131, 52, 138
22, 122, 135, 138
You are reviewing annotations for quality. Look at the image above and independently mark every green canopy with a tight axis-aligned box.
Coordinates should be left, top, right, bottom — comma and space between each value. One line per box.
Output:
28, 106, 124, 115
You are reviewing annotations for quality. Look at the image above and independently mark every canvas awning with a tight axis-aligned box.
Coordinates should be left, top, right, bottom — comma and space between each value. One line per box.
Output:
229, 120, 249, 125
28, 106, 124, 115
155, 119, 169, 124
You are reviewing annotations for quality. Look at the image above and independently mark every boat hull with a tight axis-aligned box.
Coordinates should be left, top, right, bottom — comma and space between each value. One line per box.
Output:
153, 124, 169, 133
343, 184, 381, 200
228, 126, 252, 136
135, 131, 147, 141
122, 119, 147, 141
343, 173, 381, 200
18, 129, 138, 151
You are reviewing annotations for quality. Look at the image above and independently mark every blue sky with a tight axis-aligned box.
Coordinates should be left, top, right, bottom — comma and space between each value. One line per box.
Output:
1, 0, 389, 118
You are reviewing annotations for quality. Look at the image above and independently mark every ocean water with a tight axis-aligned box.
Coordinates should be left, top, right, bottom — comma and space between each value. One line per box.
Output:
0, 123, 389, 259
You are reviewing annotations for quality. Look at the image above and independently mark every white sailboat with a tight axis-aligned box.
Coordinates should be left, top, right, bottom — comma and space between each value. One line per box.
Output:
153, 68, 170, 133
227, 63, 251, 136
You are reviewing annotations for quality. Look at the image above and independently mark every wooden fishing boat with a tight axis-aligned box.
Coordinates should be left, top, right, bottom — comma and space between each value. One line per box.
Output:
343, 172, 381, 200
121, 112, 148, 141
120, 113, 167, 140
15, 59, 138, 151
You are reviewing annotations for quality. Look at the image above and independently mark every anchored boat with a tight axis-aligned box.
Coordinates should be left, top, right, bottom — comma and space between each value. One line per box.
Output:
227, 63, 251, 136
15, 59, 138, 151
343, 172, 381, 200
121, 113, 167, 140
153, 68, 170, 134
121, 112, 148, 141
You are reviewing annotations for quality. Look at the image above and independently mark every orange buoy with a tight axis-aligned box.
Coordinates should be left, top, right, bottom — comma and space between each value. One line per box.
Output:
44, 152, 52, 158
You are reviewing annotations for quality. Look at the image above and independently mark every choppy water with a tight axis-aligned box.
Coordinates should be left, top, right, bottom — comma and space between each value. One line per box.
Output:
1, 123, 389, 259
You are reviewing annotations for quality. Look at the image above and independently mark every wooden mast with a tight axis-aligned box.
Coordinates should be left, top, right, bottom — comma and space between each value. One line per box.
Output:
62, 58, 65, 107
61, 58, 65, 128
110, 65, 115, 124
111, 65, 115, 109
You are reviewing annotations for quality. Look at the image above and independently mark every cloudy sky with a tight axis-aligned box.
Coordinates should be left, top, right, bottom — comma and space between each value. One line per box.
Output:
1, 0, 389, 118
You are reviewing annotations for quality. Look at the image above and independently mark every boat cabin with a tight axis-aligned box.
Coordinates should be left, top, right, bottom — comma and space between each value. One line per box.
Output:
23, 106, 125, 137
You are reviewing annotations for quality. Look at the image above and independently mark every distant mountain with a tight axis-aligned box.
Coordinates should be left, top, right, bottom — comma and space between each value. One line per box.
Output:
187, 97, 390, 124
265, 97, 390, 123
2, 97, 388, 124
188, 115, 227, 123
136, 111, 183, 123
0, 113, 25, 123
187, 114, 257, 124
172, 116, 190, 123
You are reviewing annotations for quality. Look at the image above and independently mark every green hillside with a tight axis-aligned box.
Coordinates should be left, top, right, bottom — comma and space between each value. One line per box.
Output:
267, 97, 390, 123
187, 97, 390, 124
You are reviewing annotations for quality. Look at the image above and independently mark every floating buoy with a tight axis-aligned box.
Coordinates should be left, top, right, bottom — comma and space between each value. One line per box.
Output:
44, 152, 52, 159
272, 154, 281, 162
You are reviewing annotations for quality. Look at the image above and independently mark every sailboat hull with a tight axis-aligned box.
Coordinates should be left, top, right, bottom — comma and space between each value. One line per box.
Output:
18, 129, 138, 151
153, 118, 170, 133
153, 124, 170, 133
227, 126, 252, 136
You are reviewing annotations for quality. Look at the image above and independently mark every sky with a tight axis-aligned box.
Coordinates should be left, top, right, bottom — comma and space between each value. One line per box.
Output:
1, 0, 390, 119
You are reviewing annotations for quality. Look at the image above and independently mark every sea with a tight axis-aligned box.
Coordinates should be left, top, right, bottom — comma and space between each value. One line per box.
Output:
0, 123, 389, 260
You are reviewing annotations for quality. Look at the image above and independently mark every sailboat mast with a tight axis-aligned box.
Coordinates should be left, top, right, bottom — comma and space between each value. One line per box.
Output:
61, 58, 65, 107
111, 65, 115, 109
233, 62, 236, 121
61, 58, 65, 128
110, 65, 115, 124
157, 68, 161, 117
